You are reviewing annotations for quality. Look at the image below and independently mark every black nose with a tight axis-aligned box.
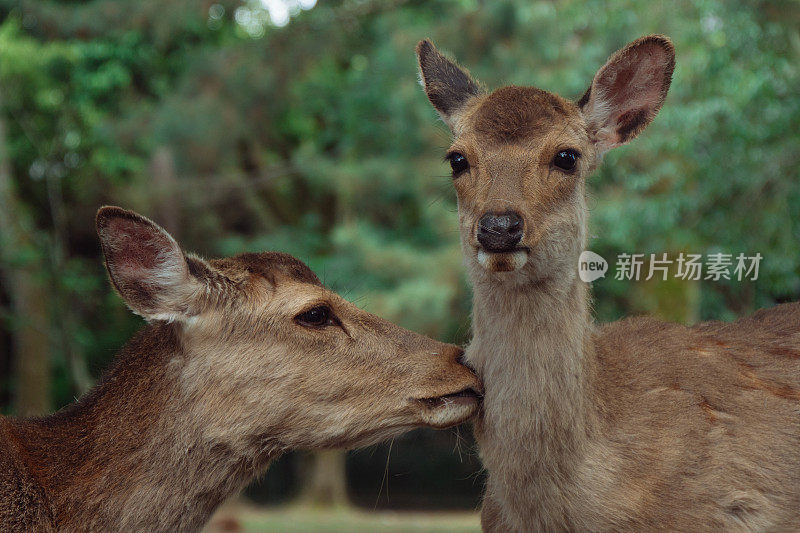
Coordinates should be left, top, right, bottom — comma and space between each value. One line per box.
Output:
477, 211, 523, 252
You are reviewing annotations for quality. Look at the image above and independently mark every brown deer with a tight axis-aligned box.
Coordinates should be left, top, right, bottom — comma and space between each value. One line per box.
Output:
417, 36, 800, 531
0, 206, 482, 532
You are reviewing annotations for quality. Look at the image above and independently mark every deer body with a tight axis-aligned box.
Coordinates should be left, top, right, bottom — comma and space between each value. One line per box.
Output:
417, 37, 800, 531
0, 323, 268, 532
0, 207, 481, 531
471, 266, 800, 531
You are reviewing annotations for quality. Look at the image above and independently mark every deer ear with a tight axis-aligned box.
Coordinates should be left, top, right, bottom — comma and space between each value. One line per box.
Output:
578, 35, 675, 155
416, 39, 484, 131
96, 206, 208, 322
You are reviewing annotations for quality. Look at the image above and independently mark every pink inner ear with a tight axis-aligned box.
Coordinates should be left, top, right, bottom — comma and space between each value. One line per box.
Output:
600, 42, 669, 122
104, 217, 179, 283
585, 39, 673, 150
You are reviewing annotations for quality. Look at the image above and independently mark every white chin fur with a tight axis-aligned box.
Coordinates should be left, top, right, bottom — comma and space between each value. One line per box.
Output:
477, 249, 529, 272
420, 402, 477, 428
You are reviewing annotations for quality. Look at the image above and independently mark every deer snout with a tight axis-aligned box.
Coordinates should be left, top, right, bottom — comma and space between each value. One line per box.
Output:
413, 343, 482, 428
477, 211, 524, 252
455, 350, 478, 375
446, 346, 483, 395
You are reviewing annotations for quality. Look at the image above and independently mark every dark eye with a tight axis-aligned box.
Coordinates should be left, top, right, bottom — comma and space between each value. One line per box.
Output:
447, 152, 469, 175
295, 306, 333, 328
553, 149, 579, 172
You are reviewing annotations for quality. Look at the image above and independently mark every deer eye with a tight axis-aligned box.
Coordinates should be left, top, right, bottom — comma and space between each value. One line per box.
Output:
553, 149, 579, 172
295, 305, 334, 328
447, 152, 469, 176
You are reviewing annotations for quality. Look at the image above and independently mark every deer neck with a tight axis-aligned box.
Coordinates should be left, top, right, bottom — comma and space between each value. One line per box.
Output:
466, 264, 597, 527
16, 323, 281, 531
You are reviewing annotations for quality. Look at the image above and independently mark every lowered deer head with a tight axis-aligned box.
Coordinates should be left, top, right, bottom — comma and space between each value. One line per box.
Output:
0, 207, 481, 531
417, 36, 674, 286
96, 207, 481, 443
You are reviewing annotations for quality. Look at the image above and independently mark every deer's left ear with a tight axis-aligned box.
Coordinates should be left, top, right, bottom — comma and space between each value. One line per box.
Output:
96, 206, 212, 322
417, 39, 485, 131
579, 35, 675, 155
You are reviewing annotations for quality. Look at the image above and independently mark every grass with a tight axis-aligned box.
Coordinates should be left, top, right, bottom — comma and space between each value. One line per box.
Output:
204, 503, 481, 533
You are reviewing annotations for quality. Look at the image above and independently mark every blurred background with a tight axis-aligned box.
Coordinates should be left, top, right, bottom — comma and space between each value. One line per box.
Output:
0, 0, 798, 531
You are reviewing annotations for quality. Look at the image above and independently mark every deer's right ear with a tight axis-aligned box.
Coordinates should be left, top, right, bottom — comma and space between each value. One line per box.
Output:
96, 206, 210, 322
416, 39, 484, 131
578, 35, 675, 155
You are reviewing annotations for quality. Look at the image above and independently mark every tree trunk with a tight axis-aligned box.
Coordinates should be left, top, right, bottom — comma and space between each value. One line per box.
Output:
7, 273, 50, 416
150, 147, 181, 239
0, 95, 51, 416
45, 148, 92, 396
296, 450, 349, 508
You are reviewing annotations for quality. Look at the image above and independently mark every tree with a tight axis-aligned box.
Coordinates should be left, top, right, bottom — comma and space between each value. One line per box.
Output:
0, 92, 50, 416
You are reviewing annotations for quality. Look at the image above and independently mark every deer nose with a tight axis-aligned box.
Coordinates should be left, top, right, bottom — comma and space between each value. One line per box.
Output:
456, 352, 476, 373
477, 211, 523, 252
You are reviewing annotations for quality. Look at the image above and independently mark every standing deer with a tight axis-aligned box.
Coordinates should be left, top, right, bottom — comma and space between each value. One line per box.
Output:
0, 207, 482, 532
417, 36, 800, 531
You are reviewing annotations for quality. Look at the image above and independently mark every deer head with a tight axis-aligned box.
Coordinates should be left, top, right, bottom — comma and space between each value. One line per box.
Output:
417, 36, 674, 286
96, 207, 481, 451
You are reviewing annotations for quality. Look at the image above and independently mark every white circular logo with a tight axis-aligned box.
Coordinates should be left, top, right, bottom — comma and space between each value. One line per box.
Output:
578, 251, 608, 282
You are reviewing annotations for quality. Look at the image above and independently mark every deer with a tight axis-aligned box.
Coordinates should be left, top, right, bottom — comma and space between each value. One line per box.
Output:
416, 35, 800, 531
0, 206, 482, 532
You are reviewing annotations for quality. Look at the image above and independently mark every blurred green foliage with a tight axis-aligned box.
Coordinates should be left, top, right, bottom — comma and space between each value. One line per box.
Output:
0, 0, 798, 508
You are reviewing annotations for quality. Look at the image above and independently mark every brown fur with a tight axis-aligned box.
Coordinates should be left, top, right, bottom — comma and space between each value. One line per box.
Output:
472, 87, 571, 144
417, 36, 800, 531
416, 40, 484, 127
0, 207, 481, 531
